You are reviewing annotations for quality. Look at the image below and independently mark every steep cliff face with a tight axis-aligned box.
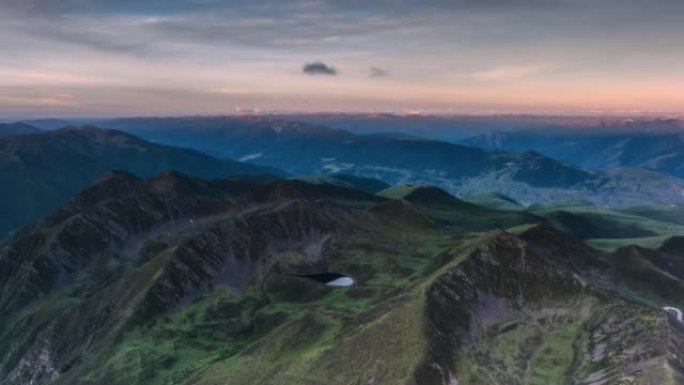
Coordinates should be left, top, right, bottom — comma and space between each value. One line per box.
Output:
1, 172, 683, 385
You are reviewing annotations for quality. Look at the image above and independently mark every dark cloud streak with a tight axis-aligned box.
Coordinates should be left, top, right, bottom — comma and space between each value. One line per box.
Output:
303, 62, 337, 76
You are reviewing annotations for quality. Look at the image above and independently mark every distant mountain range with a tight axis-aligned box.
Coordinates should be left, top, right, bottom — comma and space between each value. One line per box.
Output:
271, 114, 684, 142
463, 129, 684, 179
1, 171, 684, 385
106, 116, 684, 208
20, 119, 74, 130
3, 114, 684, 385
0, 122, 42, 138
0, 126, 282, 236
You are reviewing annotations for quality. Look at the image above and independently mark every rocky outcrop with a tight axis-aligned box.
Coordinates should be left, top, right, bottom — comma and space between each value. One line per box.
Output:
412, 229, 684, 385
414, 232, 587, 384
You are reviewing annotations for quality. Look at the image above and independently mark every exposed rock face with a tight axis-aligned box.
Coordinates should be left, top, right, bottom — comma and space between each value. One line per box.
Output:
413, 230, 683, 385
415, 232, 581, 384
5, 333, 59, 385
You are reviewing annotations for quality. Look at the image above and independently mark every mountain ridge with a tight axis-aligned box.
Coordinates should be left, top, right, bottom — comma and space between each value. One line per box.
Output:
1, 171, 683, 385
0, 122, 42, 138
0, 126, 284, 237
463, 129, 684, 179
105, 116, 684, 208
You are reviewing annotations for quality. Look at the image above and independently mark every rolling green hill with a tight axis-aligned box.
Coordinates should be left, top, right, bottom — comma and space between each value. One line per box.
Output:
526, 201, 684, 251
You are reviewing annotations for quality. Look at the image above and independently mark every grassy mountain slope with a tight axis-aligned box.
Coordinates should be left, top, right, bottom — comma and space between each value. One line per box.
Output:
524, 201, 684, 251
0, 172, 683, 385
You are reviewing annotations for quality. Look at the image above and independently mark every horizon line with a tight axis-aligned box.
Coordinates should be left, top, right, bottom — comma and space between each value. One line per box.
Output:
4, 110, 684, 122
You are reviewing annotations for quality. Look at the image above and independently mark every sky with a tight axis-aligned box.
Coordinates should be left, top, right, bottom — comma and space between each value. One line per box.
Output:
1, 0, 684, 117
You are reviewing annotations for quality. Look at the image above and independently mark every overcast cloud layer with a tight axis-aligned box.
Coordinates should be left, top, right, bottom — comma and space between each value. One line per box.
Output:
1, 0, 683, 117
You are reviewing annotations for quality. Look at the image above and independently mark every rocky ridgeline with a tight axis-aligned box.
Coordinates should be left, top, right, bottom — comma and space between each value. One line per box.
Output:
0, 172, 367, 384
416, 229, 683, 384
0, 172, 683, 385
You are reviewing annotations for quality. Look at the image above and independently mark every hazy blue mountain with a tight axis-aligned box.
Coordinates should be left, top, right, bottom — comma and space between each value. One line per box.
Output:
463, 127, 684, 178
271, 114, 684, 142
269, 114, 684, 142
106, 116, 684, 208
0, 122, 42, 138
0, 126, 282, 237
20, 119, 74, 130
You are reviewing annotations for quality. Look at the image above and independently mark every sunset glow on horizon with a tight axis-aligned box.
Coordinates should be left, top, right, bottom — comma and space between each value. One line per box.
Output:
1, 0, 684, 118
